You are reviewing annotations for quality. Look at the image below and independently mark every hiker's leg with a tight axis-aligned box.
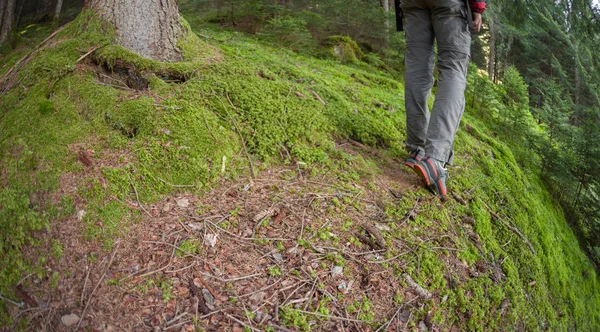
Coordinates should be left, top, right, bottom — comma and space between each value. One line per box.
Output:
426, 0, 471, 165
403, 1, 435, 152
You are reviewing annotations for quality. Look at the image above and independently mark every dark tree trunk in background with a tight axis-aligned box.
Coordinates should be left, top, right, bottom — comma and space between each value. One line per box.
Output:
0, 0, 16, 47
14, 0, 24, 28
86, 0, 183, 62
54, 0, 64, 20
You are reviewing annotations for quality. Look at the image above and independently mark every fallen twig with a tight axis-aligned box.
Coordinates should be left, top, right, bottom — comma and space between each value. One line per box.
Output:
294, 91, 308, 99
293, 308, 372, 323
310, 89, 327, 106
0, 293, 23, 308
138, 236, 179, 278
403, 273, 432, 299
268, 322, 295, 332
224, 92, 256, 178
75, 46, 100, 63
375, 306, 404, 332
451, 191, 467, 205
75, 242, 120, 331
224, 313, 261, 332
362, 224, 386, 248
1, 25, 67, 92
400, 196, 424, 223
483, 201, 536, 254
128, 174, 153, 218
80, 264, 90, 305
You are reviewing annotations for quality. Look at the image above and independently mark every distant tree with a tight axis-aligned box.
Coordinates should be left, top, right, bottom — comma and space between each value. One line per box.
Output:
0, 0, 16, 47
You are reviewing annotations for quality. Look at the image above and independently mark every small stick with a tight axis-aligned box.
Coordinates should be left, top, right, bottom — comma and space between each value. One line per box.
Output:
293, 309, 371, 323
268, 322, 295, 332
224, 313, 261, 332
166, 261, 196, 274
310, 89, 327, 106
402, 273, 431, 299
75, 46, 100, 63
294, 91, 308, 99
200, 272, 262, 283
138, 237, 179, 278
375, 306, 404, 332
75, 242, 120, 331
224, 92, 256, 178
204, 219, 291, 242
156, 176, 195, 188
0, 293, 23, 308
483, 201, 536, 254
368, 249, 412, 264
451, 191, 467, 205
128, 174, 153, 218
80, 264, 91, 305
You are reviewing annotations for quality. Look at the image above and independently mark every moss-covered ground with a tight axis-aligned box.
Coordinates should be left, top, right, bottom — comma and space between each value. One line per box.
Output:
0, 9, 598, 331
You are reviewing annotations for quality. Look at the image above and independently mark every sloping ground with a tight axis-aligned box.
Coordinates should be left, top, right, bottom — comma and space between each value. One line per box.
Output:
1, 12, 599, 331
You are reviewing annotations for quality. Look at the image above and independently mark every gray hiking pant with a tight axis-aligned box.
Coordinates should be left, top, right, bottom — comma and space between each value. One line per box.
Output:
403, 0, 471, 166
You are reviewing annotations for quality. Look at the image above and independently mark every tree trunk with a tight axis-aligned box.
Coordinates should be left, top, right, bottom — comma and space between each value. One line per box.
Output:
488, 17, 495, 82
87, 0, 183, 62
0, 0, 16, 47
54, 0, 64, 20
380, 0, 391, 44
14, 0, 24, 28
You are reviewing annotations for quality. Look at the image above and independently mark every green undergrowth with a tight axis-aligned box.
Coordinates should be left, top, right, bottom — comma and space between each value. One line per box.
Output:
0, 9, 599, 330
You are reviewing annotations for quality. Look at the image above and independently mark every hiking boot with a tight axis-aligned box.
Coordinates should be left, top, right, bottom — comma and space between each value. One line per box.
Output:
413, 156, 448, 196
405, 148, 424, 168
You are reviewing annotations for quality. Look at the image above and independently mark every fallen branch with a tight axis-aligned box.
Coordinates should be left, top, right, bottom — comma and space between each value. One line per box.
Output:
483, 201, 536, 255
75, 242, 120, 331
1, 25, 67, 92
402, 273, 432, 299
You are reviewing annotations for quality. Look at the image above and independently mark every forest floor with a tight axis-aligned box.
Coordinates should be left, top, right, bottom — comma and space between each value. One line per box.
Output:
15, 142, 476, 331
1, 10, 599, 332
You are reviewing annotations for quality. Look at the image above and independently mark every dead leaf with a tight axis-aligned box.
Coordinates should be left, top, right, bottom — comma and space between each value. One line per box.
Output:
204, 234, 218, 247
176, 198, 189, 208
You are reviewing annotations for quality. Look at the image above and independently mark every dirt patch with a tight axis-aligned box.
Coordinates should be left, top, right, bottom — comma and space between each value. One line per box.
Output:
11, 145, 466, 331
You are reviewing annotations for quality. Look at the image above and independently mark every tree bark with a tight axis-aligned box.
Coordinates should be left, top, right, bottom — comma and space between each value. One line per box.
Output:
488, 17, 496, 82
0, 0, 16, 47
55, 0, 64, 20
87, 0, 183, 62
